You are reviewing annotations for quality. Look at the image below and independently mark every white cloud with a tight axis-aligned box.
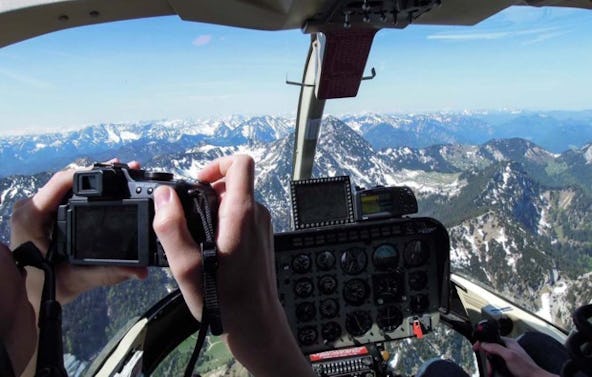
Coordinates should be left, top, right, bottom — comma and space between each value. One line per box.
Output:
192, 35, 212, 47
0, 67, 52, 89
427, 31, 510, 41
427, 27, 562, 42
522, 30, 570, 45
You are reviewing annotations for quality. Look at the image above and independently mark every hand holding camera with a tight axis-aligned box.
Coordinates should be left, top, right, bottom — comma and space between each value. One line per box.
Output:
10, 160, 148, 307
52, 162, 218, 268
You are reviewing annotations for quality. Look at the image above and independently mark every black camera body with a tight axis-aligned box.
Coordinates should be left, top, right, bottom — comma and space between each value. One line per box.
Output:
52, 163, 217, 267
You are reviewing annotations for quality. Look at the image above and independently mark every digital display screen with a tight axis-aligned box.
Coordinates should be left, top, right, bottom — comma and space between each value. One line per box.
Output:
74, 204, 139, 261
292, 178, 353, 227
361, 192, 394, 215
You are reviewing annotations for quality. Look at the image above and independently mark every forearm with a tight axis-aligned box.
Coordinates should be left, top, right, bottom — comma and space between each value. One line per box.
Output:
225, 302, 314, 377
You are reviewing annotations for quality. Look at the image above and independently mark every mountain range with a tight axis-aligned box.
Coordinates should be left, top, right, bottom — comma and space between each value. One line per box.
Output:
2, 110, 592, 177
0, 112, 591, 376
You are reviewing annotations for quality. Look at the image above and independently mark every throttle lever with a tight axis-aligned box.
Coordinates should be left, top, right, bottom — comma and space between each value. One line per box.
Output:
473, 319, 514, 377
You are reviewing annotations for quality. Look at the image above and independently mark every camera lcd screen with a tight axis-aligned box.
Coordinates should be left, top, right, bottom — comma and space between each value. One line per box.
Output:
292, 177, 354, 228
74, 204, 139, 261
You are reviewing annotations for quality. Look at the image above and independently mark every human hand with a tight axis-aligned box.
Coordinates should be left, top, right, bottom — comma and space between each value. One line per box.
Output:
153, 155, 313, 377
474, 338, 558, 377
10, 160, 148, 306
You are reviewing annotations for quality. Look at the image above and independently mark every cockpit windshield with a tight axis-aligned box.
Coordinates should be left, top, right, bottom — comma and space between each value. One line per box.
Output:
1, 4, 591, 377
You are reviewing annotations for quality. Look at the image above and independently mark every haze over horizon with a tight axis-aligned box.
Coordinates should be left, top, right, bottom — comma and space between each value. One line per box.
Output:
1, 6, 592, 133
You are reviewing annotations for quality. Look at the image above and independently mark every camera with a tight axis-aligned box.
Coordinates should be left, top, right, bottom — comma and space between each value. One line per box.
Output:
52, 163, 218, 267
289, 176, 418, 229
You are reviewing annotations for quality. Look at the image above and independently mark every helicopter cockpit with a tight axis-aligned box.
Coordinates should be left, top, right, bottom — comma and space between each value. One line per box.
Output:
1, 1, 592, 377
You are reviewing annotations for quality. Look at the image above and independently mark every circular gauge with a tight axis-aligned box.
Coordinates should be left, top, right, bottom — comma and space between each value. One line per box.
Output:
409, 271, 428, 291
321, 322, 342, 342
295, 302, 316, 322
373, 244, 399, 271
319, 299, 339, 319
343, 279, 370, 306
345, 311, 373, 337
316, 251, 336, 271
340, 247, 367, 275
291, 254, 312, 273
294, 278, 314, 298
404, 240, 429, 267
373, 274, 402, 304
410, 294, 429, 314
377, 306, 403, 332
318, 275, 338, 295
297, 326, 318, 346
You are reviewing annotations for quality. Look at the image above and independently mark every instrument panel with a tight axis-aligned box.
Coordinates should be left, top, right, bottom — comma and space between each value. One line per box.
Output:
275, 217, 450, 354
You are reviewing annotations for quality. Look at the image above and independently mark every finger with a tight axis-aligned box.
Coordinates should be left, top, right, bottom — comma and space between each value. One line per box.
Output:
31, 169, 75, 214
197, 156, 235, 183
198, 155, 255, 201
127, 161, 141, 170
480, 342, 510, 359
500, 336, 518, 348
211, 180, 227, 199
152, 186, 203, 319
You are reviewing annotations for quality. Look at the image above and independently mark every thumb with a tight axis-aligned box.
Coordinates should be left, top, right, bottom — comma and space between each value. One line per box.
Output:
153, 186, 203, 320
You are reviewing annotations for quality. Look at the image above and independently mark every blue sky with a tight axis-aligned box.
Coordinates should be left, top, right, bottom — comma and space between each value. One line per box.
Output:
1, 5, 592, 134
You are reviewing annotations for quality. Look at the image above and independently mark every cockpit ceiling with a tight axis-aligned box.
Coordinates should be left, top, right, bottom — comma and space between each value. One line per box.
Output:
1, 0, 592, 47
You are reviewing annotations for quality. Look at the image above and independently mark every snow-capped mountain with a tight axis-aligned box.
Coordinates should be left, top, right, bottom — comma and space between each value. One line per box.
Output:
3, 110, 592, 178
0, 116, 294, 177
0, 112, 591, 373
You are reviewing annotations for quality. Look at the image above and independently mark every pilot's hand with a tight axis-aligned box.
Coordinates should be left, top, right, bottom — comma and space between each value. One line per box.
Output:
10, 160, 148, 306
474, 338, 558, 377
0, 243, 36, 376
153, 154, 314, 377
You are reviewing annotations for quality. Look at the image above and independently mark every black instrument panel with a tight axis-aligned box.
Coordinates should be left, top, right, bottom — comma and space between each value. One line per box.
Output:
275, 217, 450, 354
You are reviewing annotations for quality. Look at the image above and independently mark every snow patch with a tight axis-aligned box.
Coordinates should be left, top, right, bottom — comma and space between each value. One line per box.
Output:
119, 131, 140, 141
105, 127, 121, 143
584, 144, 592, 164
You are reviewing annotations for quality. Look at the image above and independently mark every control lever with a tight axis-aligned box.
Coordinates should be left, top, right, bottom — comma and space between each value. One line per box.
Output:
473, 319, 514, 377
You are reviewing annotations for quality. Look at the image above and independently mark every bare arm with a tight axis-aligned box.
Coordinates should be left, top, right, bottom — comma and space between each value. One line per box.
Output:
153, 155, 314, 377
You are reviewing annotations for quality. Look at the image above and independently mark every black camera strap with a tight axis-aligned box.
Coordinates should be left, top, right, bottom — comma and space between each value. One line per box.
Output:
12, 242, 67, 377
183, 191, 223, 377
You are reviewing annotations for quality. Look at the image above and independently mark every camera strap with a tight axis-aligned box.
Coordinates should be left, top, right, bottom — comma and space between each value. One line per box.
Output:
12, 241, 67, 377
183, 190, 223, 377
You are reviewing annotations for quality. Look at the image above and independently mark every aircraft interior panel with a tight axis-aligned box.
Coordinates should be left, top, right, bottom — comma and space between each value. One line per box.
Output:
275, 217, 450, 354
